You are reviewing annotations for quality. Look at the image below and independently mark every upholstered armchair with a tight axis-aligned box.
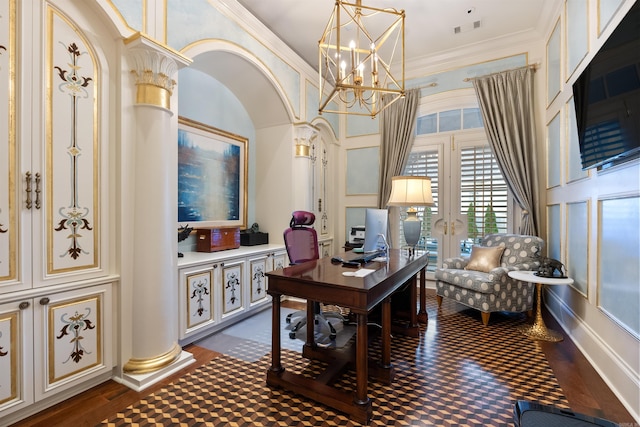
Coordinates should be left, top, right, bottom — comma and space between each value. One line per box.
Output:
435, 233, 544, 325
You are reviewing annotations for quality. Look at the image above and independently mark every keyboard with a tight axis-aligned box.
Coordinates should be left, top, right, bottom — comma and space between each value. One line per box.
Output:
349, 250, 386, 265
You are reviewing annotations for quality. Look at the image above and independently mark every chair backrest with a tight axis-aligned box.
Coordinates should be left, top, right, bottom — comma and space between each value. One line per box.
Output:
283, 211, 319, 265
481, 233, 544, 267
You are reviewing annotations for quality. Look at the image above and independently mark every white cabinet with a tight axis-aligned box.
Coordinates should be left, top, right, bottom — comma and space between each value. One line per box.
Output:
0, 283, 113, 418
178, 245, 286, 344
0, 1, 115, 422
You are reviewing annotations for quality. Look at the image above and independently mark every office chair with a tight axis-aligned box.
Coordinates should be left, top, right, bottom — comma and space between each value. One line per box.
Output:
283, 210, 344, 340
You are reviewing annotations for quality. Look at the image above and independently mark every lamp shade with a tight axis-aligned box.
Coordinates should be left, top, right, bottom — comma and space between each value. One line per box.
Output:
387, 176, 434, 207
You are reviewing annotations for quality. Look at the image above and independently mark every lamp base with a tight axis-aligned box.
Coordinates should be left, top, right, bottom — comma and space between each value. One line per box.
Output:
402, 218, 422, 257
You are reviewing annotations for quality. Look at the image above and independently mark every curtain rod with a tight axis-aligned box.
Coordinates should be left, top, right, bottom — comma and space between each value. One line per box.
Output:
463, 62, 539, 82
409, 62, 539, 89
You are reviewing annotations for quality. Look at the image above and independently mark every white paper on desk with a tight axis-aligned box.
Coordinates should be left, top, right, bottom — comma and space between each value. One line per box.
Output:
354, 268, 376, 277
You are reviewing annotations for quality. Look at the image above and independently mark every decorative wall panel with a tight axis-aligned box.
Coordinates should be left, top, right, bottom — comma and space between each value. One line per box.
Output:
547, 204, 561, 260
566, 0, 589, 79
0, 0, 16, 283
546, 19, 561, 106
46, 7, 99, 273
566, 98, 589, 182
598, 196, 640, 336
186, 271, 213, 329
566, 201, 588, 296
547, 113, 561, 188
346, 147, 379, 195
47, 294, 102, 384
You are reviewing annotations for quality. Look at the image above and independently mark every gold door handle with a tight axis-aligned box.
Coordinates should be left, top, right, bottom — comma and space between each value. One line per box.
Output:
451, 222, 456, 235
35, 172, 41, 210
25, 172, 32, 209
443, 222, 448, 235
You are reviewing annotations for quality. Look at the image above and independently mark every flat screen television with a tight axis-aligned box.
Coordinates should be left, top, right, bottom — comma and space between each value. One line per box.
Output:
572, 1, 640, 170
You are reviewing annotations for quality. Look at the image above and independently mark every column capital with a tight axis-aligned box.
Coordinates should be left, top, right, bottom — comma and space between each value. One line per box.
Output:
294, 123, 319, 158
125, 33, 192, 109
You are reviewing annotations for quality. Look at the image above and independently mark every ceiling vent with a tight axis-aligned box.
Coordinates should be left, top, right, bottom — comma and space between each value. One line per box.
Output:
454, 20, 481, 34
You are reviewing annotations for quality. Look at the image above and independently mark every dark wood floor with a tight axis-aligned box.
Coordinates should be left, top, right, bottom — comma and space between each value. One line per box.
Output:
10, 297, 635, 427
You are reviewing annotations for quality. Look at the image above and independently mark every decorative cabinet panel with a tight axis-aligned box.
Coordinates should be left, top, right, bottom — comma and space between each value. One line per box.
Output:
177, 245, 285, 345
249, 256, 269, 304
319, 239, 333, 258
0, 1, 109, 296
0, 300, 34, 416
0, 283, 112, 418
221, 259, 244, 316
186, 269, 214, 330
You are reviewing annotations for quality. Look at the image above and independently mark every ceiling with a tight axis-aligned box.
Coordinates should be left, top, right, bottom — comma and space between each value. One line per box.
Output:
236, 0, 554, 71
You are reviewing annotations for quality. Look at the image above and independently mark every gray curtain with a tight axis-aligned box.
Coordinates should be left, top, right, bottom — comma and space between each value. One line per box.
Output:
377, 88, 421, 208
471, 66, 540, 236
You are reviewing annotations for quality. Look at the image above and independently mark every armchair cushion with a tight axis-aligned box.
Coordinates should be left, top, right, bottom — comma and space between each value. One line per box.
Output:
465, 245, 505, 273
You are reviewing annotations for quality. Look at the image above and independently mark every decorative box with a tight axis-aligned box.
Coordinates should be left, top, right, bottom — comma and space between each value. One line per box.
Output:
196, 227, 240, 252
240, 231, 269, 246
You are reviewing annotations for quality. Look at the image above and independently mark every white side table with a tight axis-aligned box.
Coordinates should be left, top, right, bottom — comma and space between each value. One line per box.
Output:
508, 270, 574, 342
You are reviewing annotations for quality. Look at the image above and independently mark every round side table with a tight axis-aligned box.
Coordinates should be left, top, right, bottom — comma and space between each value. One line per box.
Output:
508, 270, 574, 342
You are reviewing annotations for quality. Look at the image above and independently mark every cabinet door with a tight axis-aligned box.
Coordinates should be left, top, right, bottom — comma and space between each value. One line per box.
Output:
249, 255, 268, 304
0, 299, 34, 417
179, 266, 216, 339
34, 284, 112, 400
271, 251, 287, 271
221, 259, 244, 316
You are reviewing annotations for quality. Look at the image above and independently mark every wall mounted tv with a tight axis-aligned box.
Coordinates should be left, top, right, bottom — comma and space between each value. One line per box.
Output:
572, 1, 640, 170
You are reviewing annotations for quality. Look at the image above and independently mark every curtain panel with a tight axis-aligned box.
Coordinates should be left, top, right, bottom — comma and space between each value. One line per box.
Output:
471, 66, 541, 236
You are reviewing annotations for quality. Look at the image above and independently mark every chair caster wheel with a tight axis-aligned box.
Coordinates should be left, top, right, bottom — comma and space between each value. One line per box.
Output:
330, 334, 336, 340
285, 314, 292, 324
289, 332, 296, 339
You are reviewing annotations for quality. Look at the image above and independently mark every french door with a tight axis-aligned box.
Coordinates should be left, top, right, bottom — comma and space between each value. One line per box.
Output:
404, 129, 512, 276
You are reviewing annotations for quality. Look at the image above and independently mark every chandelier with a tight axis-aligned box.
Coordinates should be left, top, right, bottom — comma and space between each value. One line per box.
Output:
318, 0, 405, 118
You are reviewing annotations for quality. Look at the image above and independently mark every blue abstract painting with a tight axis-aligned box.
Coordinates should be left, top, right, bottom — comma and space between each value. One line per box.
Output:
178, 118, 246, 228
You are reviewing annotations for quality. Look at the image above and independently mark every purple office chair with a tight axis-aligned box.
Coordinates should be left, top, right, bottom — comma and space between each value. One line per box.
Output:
283, 211, 344, 340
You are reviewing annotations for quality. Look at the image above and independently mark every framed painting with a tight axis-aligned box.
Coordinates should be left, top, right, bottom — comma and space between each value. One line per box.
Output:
178, 117, 248, 229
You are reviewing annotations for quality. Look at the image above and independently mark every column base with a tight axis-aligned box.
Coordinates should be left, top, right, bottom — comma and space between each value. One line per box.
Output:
116, 350, 195, 391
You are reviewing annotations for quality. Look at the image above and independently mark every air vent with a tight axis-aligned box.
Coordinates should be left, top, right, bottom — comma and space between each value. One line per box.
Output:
453, 20, 482, 34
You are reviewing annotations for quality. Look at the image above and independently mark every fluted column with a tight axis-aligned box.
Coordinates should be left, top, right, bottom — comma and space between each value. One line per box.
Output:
123, 34, 190, 377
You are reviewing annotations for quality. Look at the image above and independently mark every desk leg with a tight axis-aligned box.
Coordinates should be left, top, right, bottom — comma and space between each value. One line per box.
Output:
380, 297, 394, 375
305, 301, 315, 349
269, 294, 284, 373
519, 283, 563, 342
409, 275, 419, 329
354, 313, 370, 407
418, 266, 428, 324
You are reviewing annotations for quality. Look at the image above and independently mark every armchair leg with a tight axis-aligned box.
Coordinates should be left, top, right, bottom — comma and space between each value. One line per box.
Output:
436, 295, 443, 307
480, 312, 490, 326
526, 309, 533, 318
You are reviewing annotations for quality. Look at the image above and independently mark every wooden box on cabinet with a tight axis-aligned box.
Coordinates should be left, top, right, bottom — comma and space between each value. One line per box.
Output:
196, 227, 240, 252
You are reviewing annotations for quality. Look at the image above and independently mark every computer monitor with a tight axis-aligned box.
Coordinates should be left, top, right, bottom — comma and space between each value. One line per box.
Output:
362, 208, 388, 253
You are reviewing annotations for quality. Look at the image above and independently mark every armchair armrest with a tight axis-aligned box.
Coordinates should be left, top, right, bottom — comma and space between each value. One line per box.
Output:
441, 257, 469, 269
487, 263, 542, 281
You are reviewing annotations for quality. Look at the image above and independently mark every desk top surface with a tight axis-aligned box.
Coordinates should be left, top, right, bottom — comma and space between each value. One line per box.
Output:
266, 249, 428, 312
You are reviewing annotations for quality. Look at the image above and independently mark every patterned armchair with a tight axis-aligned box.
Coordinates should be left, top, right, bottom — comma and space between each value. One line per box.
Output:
435, 234, 544, 325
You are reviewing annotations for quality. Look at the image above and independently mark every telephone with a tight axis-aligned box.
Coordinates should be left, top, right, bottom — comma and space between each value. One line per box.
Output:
535, 257, 567, 278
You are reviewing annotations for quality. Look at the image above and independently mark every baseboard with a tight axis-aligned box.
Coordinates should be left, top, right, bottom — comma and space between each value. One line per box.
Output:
545, 290, 640, 423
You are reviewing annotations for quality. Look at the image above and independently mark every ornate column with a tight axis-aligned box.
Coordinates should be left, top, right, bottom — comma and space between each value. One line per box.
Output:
293, 123, 318, 211
121, 34, 192, 388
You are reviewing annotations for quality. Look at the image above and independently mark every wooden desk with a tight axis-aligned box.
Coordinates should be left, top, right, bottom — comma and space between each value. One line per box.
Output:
266, 249, 428, 424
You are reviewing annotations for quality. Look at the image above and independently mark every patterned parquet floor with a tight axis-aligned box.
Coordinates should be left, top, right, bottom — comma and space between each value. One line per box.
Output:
101, 295, 571, 426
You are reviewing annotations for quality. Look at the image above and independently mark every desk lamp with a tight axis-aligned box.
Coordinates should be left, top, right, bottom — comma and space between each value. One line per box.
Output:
387, 176, 434, 255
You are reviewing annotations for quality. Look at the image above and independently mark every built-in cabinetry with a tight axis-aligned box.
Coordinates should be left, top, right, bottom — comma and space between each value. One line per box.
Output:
178, 245, 287, 344
0, 0, 116, 422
